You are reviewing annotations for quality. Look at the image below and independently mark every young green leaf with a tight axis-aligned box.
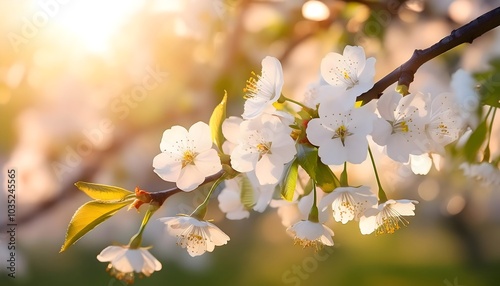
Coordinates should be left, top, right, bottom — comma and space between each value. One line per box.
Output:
60, 200, 133, 253
75, 181, 133, 201
296, 144, 318, 180
463, 120, 487, 162
316, 162, 340, 193
209, 91, 228, 151
281, 159, 299, 201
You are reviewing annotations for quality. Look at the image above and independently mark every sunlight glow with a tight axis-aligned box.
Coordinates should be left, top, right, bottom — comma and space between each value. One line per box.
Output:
52, 0, 141, 53
302, 0, 330, 22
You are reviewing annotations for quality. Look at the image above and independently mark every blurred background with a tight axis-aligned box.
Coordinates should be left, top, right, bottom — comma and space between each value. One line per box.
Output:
1, 0, 500, 285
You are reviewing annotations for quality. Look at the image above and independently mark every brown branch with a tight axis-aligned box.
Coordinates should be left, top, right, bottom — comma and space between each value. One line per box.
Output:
357, 6, 500, 103
149, 170, 225, 205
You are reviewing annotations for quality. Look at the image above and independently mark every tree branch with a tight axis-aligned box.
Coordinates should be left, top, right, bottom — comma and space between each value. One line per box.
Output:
357, 6, 500, 103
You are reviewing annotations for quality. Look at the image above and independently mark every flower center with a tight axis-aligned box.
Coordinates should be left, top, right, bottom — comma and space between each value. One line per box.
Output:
375, 207, 409, 235
107, 264, 136, 284
392, 120, 410, 134
293, 237, 323, 251
438, 123, 449, 135
332, 125, 352, 146
257, 142, 272, 155
243, 72, 260, 99
182, 150, 197, 168
340, 69, 358, 88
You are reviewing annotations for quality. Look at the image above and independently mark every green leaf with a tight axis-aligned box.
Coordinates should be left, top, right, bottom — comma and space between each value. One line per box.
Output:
240, 175, 255, 209
281, 159, 299, 201
209, 91, 228, 151
296, 144, 339, 193
60, 200, 132, 252
475, 58, 500, 108
296, 144, 318, 180
75, 181, 133, 201
480, 73, 500, 107
316, 162, 339, 193
463, 120, 487, 162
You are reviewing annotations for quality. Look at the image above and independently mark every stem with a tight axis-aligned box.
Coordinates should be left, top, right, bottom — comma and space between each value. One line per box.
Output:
149, 170, 225, 205
281, 95, 310, 110
128, 205, 157, 249
307, 183, 319, 223
190, 174, 226, 220
358, 7, 500, 103
340, 162, 348, 187
483, 107, 497, 162
368, 146, 388, 203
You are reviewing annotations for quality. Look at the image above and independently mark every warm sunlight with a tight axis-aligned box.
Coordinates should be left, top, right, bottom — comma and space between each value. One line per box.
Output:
52, 0, 141, 53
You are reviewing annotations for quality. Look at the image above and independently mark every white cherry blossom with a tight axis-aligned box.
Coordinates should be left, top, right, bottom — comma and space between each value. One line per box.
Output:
97, 245, 162, 284
229, 115, 296, 185
159, 216, 230, 257
425, 92, 464, 154
153, 121, 222, 192
372, 91, 428, 163
217, 172, 276, 220
287, 220, 334, 249
320, 45, 376, 96
319, 186, 378, 224
359, 199, 418, 235
242, 56, 284, 119
306, 86, 376, 165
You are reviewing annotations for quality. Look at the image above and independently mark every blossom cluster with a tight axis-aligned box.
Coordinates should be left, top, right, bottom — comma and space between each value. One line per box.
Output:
94, 46, 497, 283
149, 45, 462, 251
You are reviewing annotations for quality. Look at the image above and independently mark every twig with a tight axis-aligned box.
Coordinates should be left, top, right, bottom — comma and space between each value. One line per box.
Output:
357, 6, 500, 103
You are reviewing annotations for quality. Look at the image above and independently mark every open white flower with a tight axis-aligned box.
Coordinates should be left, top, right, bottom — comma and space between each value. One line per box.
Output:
425, 92, 464, 154
242, 56, 284, 119
153, 121, 222, 192
287, 220, 334, 249
97, 245, 162, 284
372, 91, 428, 163
159, 216, 230, 257
218, 171, 276, 220
319, 186, 378, 224
306, 86, 376, 165
359, 199, 418, 235
320, 45, 376, 96
230, 114, 296, 185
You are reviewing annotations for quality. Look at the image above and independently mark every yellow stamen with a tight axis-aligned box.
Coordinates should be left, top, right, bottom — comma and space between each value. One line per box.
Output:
375, 208, 409, 235
182, 150, 197, 168
343, 70, 350, 80
293, 238, 323, 251
257, 142, 272, 155
243, 71, 260, 99
332, 125, 351, 146
392, 120, 409, 133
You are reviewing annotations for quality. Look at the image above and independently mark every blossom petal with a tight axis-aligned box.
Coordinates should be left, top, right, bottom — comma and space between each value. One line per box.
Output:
194, 149, 222, 176
177, 164, 205, 191
188, 121, 213, 152
153, 152, 182, 182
